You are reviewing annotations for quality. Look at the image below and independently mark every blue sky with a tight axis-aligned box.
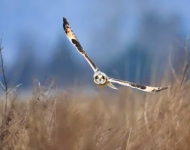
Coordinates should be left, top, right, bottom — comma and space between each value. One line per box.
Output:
1, 0, 190, 67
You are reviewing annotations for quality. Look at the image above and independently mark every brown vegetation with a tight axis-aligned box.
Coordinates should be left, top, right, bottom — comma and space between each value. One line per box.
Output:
0, 81, 190, 150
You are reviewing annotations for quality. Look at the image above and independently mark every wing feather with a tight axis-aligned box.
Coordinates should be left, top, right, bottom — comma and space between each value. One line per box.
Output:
63, 17, 98, 72
108, 78, 169, 92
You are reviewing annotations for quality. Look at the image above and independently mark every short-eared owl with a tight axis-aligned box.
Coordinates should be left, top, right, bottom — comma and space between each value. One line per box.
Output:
63, 17, 168, 92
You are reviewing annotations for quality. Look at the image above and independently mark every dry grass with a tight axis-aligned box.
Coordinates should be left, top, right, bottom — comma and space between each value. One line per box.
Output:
0, 81, 190, 150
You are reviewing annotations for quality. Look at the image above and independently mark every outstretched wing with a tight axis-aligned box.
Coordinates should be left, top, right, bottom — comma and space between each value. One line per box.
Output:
63, 17, 98, 72
108, 78, 169, 92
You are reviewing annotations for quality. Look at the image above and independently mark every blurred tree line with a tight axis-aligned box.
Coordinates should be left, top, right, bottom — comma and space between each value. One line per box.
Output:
5, 11, 186, 89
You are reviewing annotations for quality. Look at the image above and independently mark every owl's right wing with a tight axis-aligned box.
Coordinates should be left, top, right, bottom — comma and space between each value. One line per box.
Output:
63, 17, 99, 72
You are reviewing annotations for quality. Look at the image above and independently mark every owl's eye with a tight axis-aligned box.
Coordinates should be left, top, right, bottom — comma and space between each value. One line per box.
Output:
102, 76, 105, 79
95, 76, 98, 79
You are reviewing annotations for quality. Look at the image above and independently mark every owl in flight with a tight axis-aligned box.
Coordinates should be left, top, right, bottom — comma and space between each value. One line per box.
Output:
63, 17, 168, 92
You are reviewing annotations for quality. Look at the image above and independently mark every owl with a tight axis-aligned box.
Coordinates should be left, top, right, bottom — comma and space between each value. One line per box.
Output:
63, 17, 168, 92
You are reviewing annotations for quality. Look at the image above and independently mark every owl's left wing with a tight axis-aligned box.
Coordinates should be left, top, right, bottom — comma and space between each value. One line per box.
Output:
108, 78, 169, 92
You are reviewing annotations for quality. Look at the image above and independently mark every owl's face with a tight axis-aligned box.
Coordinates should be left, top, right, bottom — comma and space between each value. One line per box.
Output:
93, 71, 108, 85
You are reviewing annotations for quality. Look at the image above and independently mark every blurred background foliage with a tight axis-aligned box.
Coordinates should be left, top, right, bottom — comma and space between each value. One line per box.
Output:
0, 0, 190, 89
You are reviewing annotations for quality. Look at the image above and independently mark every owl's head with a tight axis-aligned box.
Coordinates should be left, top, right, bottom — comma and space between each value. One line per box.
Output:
93, 71, 108, 85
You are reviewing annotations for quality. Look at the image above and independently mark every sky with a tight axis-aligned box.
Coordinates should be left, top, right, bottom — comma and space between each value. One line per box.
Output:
0, 0, 190, 67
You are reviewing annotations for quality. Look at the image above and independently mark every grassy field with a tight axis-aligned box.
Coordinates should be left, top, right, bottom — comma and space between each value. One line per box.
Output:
0, 79, 190, 150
